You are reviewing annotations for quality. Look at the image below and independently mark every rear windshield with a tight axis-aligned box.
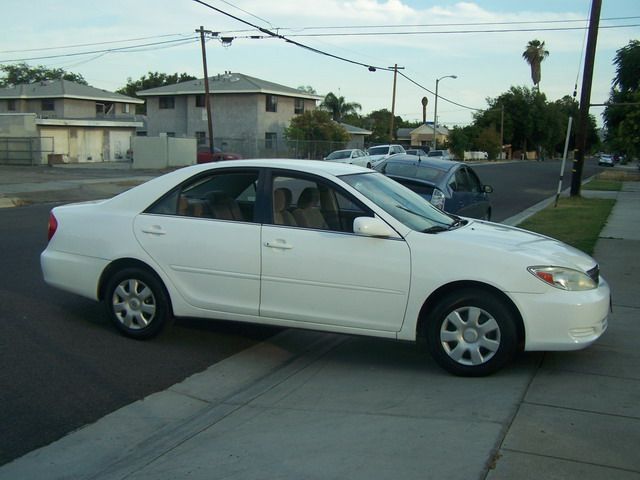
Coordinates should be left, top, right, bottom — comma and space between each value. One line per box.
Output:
368, 146, 389, 156
381, 162, 446, 183
326, 151, 350, 160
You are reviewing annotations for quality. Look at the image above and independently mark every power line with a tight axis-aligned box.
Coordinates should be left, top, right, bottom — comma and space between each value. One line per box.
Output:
0, 37, 198, 63
278, 16, 640, 31
282, 23, 639, 37
191, 0, 393, 72
398, 71, 483, 111
0, 33, 193, 54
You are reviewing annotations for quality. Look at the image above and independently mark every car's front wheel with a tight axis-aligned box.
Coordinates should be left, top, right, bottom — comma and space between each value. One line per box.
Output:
104, 267, 170, 339
425, 289, 517, 376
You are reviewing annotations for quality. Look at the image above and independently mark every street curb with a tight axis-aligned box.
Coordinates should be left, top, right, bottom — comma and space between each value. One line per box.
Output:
0, 197, 19, 209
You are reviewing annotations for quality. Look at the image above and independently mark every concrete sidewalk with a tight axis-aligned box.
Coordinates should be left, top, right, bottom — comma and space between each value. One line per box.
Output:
1, 172, 638, 478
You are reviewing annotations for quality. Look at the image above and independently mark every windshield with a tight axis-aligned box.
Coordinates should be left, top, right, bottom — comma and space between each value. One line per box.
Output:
326, 151, 350, 160
368, 146, 389, 156
341, 172, 454, 231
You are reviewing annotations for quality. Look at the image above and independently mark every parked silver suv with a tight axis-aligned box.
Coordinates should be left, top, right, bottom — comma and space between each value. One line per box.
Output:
367, 144, 406, 166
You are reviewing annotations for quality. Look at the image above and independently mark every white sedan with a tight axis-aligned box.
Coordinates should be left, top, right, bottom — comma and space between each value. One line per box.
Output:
41, 160, 610, 376
324, 149, 371, 168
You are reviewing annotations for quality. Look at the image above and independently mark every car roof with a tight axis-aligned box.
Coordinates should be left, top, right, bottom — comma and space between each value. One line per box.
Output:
105, 159, 371, 211
384, 154, 460, 172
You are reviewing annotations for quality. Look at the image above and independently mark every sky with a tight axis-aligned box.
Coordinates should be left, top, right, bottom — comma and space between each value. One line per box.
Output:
1, 0, 638, 128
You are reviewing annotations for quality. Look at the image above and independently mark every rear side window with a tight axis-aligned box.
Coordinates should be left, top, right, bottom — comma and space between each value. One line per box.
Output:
147, 170, 260, 222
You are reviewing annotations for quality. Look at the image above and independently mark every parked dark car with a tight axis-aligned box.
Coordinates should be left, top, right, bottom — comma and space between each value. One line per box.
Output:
375, 154, 493, 220
197, 146, 242, 163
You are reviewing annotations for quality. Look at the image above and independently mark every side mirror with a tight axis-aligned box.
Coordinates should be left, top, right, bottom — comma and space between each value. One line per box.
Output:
483, 185, 494, 193
353, 217, 395, 238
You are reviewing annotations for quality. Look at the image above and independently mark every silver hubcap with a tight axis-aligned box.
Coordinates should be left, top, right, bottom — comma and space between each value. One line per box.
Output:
112, 279, 156, 330
440, 306, 501, 366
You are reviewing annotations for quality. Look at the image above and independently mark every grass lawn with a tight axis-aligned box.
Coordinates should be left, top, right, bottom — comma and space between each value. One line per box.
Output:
583, 179, 622, 191
518, 196, 615, 255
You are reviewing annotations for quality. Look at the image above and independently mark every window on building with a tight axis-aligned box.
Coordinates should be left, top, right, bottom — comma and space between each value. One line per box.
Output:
96, 103, 105, 115
7, 100, 16, 111
266, 94, 277, 112
195, 131, 207, 145
195, 95, 206, 107
159, 96, 175, 109
265, 132, 277, 149
121, 103, 130, 114
294, 98, 304, 115
164, 132, 176, 138
41, 99, 55, 111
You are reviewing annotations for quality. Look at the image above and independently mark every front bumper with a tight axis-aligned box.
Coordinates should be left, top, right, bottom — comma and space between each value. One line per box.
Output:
510, 276, 610, 351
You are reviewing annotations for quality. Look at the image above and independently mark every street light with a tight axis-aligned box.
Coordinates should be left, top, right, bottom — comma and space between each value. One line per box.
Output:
433, 75, 457, 150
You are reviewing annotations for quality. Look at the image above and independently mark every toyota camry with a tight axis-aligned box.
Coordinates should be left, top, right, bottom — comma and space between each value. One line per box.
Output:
41, 160, 610, 376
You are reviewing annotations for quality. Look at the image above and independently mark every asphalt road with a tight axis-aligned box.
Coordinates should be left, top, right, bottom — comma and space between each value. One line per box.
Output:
0, 204, 276, 465
474, 157, 600, 222
0, 157, 603, 465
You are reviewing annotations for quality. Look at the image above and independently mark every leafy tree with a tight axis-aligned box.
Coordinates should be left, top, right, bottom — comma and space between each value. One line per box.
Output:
284, 110, 349, 158
320, 92, 362, 122
448, 125, 476, 159
116, 71, 196, 114
522, 40, 549, 89
297, 85, 317, 94
604, 40, 640, 160
0, 62, 87, 87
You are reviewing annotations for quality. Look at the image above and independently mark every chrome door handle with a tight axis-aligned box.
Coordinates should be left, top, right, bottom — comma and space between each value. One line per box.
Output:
141, 226, 166, 236
264, 241, 293, 250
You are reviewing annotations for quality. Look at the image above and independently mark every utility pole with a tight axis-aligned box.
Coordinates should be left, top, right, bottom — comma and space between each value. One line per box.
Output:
570, 0, 602, 196
197, 26, 216, 154
388, 64, 404, 142
500, 104, 504, 160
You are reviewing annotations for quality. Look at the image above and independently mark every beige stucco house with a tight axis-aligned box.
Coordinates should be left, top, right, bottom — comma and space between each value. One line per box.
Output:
0, 79, 143, 164
136, 72, 323, 158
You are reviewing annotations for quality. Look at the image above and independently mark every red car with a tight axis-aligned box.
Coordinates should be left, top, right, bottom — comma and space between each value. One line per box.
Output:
197, 147, 242, 163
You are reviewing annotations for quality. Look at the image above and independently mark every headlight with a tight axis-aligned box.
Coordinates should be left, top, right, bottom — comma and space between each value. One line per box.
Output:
430, 189, 446, 210
528, 266, 597, 291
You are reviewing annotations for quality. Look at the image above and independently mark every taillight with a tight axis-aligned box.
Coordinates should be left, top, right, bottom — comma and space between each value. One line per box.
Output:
47, 212, 58, 242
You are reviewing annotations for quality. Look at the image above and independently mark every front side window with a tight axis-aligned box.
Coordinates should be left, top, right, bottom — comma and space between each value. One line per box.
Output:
147, 170, 260, 222
466, 168, 483, 193
159, 96, 175, 109
271, 174, 371, 232
454, 169, 471, 192
266, 94, 278, 112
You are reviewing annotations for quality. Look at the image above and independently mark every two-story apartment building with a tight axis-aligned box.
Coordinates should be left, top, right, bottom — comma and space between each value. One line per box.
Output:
0, 79, 143, 164
136, 72, 322, 157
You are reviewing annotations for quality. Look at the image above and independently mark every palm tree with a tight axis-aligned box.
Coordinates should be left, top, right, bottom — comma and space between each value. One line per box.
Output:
522, 40, 549, 89
320, 92, 362, 122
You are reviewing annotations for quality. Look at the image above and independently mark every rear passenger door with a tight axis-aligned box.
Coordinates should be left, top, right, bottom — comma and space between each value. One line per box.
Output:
134, 169, 262, 316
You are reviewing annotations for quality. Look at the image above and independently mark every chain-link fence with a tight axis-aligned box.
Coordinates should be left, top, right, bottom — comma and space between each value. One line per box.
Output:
0, 137, 54, 165
211, 137, 350, 160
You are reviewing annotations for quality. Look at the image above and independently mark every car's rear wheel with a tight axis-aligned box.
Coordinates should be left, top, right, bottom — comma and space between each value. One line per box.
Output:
104, 268, 170, 339
425, 289, 517, 376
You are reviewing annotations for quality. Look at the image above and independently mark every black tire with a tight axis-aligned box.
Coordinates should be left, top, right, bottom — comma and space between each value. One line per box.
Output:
425, 289, 517, 376
366, 162, 372, 169
104, 267, 170, 339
